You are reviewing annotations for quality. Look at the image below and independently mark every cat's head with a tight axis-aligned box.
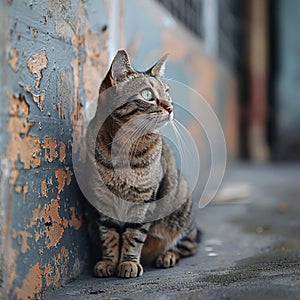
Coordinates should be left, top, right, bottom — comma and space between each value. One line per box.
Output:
100, 50, 173, 129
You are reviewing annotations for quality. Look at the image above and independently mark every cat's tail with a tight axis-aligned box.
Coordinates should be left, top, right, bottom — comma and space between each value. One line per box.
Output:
174, 222, 202, 257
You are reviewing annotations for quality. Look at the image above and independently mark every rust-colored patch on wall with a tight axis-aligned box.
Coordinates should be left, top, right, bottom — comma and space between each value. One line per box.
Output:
48, 1, 109, 161
27, 50, 48, 88
45, 199, 63, 248
30, 195, 82, 248
14, 184, 29, 202
12, 230, 32, 253
43, 246, 70, 287
55, 168, 72, 194
8, 47, 18, 71
7, 94, 42, 186
33, 93, 45, 111
33, 28, 38, 42
47, 222, 64, 248
30, 198, 63, 248
30, 204, 48, 228
57, 102, 64, 119
14, 263, 43, 300
26, 85, 45, 111
41, 179, 48, 197
35, 232, 41, 242
3, 1, 108, 296
42, 136, 58, 162
59, 142, 66, 162
43, 263, 53, 287
64, 207, 82, 230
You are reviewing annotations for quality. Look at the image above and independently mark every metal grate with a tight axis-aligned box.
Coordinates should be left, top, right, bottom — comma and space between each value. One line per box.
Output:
218, 0, 243, 72
156, 0, 243, 73
156, 0, 204, 38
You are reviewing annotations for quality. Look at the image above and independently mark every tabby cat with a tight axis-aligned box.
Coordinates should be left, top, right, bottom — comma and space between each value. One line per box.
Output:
85, 50, 200, 278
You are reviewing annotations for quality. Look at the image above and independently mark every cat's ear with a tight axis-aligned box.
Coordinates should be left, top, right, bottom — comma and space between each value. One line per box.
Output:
147, 53, 168, 77
110, 50, 137, 83
100, 50, 137, 92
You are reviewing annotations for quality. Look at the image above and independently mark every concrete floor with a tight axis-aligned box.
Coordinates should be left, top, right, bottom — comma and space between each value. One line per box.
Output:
45, 163, 300, 300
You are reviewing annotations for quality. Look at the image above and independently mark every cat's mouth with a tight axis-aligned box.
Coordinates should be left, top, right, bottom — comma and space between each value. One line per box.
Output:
150, 111, 173, 129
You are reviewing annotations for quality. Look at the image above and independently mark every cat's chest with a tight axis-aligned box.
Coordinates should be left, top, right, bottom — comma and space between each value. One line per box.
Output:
99, 157, 163, 186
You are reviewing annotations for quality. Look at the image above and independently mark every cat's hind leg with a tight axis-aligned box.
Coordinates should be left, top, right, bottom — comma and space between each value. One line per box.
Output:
156, 224, 201, 268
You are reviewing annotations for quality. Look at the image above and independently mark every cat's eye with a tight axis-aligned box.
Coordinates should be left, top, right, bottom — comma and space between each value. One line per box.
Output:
165, 90, 170, 97
141, 89, 154, 101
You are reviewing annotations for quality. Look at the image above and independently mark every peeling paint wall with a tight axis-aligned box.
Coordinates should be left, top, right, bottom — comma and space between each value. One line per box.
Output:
0, 0, 238, 299
1, 1, 109, 299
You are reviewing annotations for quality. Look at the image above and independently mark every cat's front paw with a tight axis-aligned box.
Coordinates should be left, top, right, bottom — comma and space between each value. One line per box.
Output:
94, 260, 116, 277
117, 261, 143, 278
156, 251, 178, 268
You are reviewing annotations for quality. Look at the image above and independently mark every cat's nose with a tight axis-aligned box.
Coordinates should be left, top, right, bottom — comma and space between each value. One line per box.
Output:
165, 104, 173, 113
160, 99, 173, 114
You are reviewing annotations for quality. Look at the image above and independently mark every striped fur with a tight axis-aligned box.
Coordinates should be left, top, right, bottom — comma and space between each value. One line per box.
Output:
86, 50, 200, 278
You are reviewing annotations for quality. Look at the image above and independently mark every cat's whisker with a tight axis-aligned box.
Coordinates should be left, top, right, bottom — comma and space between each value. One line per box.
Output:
129, 121, 155, 164
115, 119, 152, 163
172, 125, 185, 164
170, 119, 191, 162
174, 122, 191, 157
117, 123, 147, 157
113, 116, 149, 143
104, 126, 139, 146
172, 119, 193, 148
165, 77, 175, 83
128, 126, 146, 163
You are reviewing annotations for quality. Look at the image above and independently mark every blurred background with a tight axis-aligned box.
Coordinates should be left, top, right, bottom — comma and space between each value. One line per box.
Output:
1, 0, 300, 299
129, 0, 300, 162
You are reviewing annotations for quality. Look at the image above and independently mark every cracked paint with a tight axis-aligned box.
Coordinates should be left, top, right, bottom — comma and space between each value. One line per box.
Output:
30, 197, 82, 248
12, 230, 32, 254
12, 245, 72, 299
27, 50, 48, 88
14, 263, 43, 300
52, 1, 108, 159
3, 1, 109, 298
55, 168, 72, 194
41, 179, 48, 198
25, 85, 45, 111
14, 184, 28, 202
43, 246, 70, 288
65, 207, 82, 230
42, 137, 58, 163
59, 142, 66, 162
56, 70, 73, 120
32, 28, 38, 42
7, 94, 41, 183
32, 93, 45, 111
